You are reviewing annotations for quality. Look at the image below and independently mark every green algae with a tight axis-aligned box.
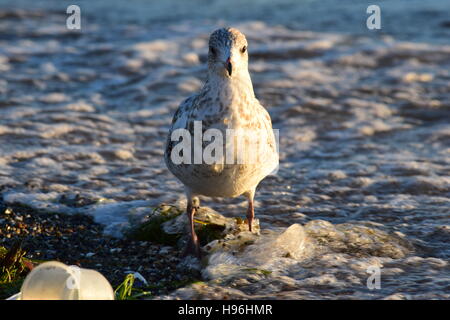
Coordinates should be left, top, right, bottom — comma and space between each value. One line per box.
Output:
126, 204, 184, 245
0, 242, 36, 300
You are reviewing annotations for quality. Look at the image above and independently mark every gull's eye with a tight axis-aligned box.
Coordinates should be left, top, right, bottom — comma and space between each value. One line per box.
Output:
209, 46, 216, 56
241, 46, 247, 54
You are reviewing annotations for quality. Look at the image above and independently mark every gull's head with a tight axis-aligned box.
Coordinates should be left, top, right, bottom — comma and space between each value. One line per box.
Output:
208, 27, 248, 78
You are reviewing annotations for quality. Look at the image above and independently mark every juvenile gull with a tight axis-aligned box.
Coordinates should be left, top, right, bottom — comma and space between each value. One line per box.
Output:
164, 28, 279, 257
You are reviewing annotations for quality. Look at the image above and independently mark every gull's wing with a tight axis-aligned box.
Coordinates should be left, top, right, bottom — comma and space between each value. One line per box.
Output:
164, 94, 198, 166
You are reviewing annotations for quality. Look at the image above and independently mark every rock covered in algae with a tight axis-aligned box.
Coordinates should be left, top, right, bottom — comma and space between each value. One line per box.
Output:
127, 205, 260, 249
304, 220, 413, 259
162, 206, 261, 248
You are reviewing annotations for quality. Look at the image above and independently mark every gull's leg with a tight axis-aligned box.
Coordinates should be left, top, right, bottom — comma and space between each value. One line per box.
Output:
245, 189, 256, 232
183, 195, 201, 258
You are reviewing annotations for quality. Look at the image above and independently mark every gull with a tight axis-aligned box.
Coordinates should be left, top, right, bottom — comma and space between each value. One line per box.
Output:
164, 28, 279, 257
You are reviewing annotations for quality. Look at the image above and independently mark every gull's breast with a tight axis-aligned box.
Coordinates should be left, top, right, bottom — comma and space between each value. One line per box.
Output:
165, 104, 278, 197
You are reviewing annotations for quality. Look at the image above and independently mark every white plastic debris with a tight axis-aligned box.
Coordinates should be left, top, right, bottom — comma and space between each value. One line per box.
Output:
8, 261, 114, 300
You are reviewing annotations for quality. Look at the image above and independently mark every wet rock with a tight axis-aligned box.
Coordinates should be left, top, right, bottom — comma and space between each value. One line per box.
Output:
58, 193, 99, 208
304, 220, 413, 259
164, 206, 260, 248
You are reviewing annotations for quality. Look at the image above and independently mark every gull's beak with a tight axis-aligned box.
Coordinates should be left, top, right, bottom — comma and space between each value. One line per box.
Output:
225, 57, 232, 76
